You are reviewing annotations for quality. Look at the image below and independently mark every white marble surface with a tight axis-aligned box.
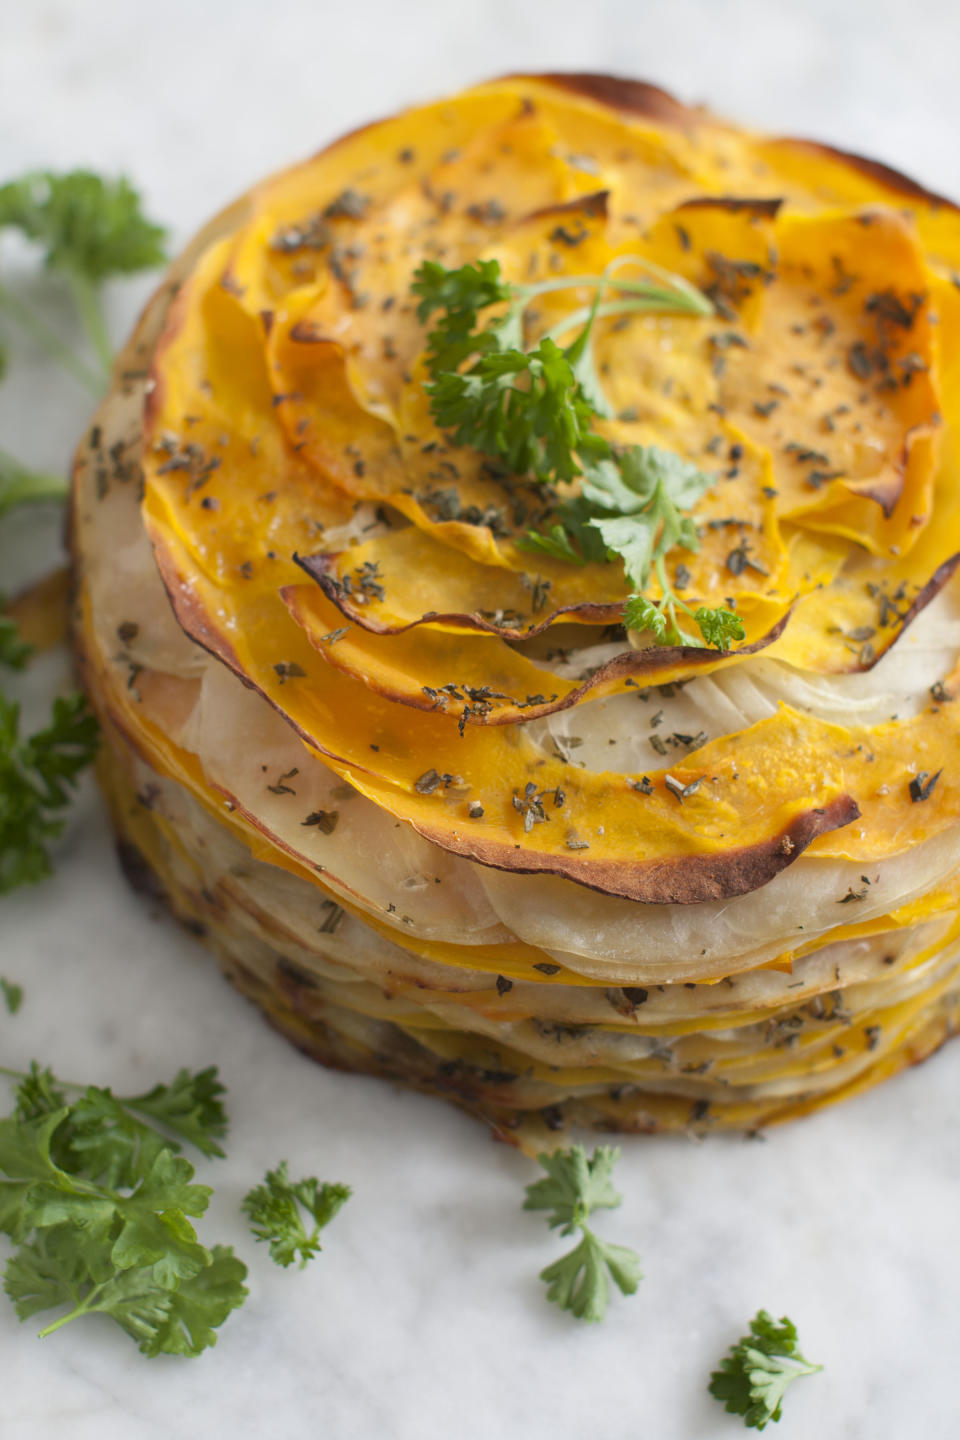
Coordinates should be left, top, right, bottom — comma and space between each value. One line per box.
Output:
3, 2, 960, 1436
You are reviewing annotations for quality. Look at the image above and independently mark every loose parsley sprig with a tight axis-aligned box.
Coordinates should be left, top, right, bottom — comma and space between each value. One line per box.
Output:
242, 1161, 351, 1269
411, 259, 742, 649
0, 1063, 246, 1354
0, 170, 167, 391
709, 1310, 823, 1430
523, 1144, 641, 1323
0, 690, 99, 894
0, 979, 23, 1014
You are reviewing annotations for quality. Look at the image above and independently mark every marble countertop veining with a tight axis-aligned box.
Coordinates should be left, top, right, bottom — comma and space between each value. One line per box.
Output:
3, 2, 960, 1436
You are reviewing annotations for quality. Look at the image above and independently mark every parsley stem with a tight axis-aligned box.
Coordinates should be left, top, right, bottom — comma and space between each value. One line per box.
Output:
0, 451, 68, 514
64, 269, 113, 381
518, 270, 712, 316
0, 1064, 126, 1097
0, 283, 102, 395
653, 554, 701, 645
542, 296, 692, 347
37, 1288, 102, 1339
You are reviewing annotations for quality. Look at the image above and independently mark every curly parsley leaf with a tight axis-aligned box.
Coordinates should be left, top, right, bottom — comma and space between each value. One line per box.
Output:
6, 1231, 246, 1356
11, 1063, 68, 1122
242, 1160, 351, 1269
523, 1143, 623, 1233
522, 445, 745, 649
0, 171, 166, 282
523, 1144, 641, 1322
120, 1067, 229, 1160
0, 978, 22, 1014
0, 615, 33, 670
5, 1062, 228, 1170
428, 337, 607, 484
0, 1083, 246, 1354
413, 256, 707, 487
709, 1310, 823, 1430
539, 1230, 642, 1324
0, 690, 99, 895
413, 257, 512, 373
693, 605, 747, 651
0, 169, 167, 386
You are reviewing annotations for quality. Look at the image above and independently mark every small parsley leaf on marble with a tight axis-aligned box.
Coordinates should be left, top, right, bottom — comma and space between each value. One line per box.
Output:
709, 1310, 823, 1429
242, 1161, 351, 1269
523, 1144, 641, 1322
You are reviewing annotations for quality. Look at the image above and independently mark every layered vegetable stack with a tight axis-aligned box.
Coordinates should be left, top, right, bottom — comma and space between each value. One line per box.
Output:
72, 74, 960, 1146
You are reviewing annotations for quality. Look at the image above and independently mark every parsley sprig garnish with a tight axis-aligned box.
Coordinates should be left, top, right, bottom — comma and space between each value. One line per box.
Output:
0, 170, 166, 392
709, 1310, 823, 1429
412, 258, 743, 649
0, 1063, 246, 1354
523, 1144, 641, 1323
0, 690, 99, 894
242, 1161, 351, 1269
413, 255, 710, 482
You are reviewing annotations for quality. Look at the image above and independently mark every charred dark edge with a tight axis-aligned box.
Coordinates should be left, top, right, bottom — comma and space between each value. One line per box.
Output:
850, 426, 921, 520
526, 189, 610, 222
513, 72, 703, 128
771, 137, 960, 215
410, 794, 861, 907
289, 320, 326, 343
853, 550, 960, 674
525, 73, 960, 213
676, 195, 784, 218
294, 549, 625, 638
282, 579, 794, 726
848, 473, 906, 520
821, 423, 937, 522
148, 531, 862, 908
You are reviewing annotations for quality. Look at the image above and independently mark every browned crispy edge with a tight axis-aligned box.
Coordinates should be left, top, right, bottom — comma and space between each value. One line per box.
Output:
772, 138, 960, 216
528, 72, 960, 214
676, 195, 783, 218
281, 578, 794, 725
294, 549, 627, 638
408, 793, 861, 905
515, 72, 704, 128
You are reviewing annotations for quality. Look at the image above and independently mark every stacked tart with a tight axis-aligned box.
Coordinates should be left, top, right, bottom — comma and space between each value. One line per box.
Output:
72, 74, 960, 1147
